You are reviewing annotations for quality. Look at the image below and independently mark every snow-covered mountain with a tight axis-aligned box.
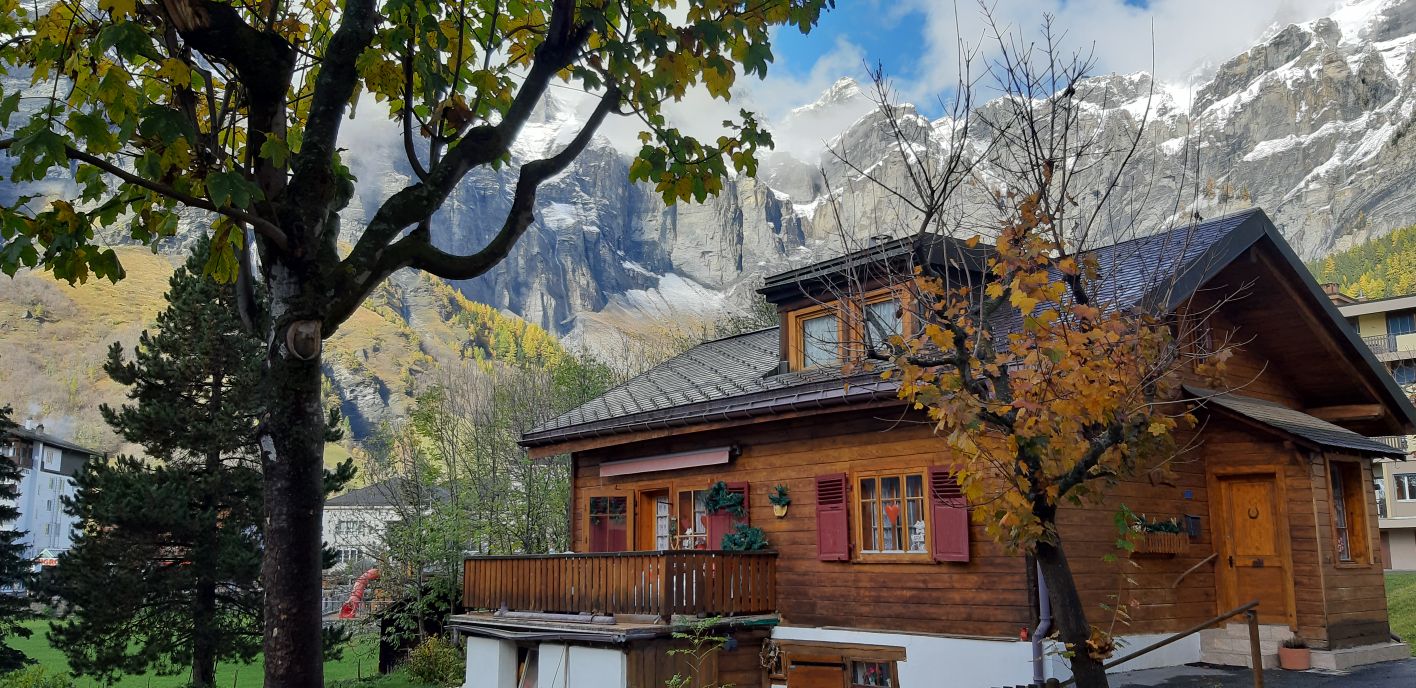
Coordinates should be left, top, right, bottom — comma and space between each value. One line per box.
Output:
335, 0, 1416, 343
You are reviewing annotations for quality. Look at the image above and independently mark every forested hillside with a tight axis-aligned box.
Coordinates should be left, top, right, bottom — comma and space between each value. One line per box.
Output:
0, 249, 580, 453
1312, 224, 1416, 299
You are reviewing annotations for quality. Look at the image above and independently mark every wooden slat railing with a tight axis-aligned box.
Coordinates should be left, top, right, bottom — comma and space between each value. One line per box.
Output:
463, 550, 778, 617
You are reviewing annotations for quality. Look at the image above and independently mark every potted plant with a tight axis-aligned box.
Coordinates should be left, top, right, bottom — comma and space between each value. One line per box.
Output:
769, 485, 791, 517
1279, 636, 1310, 670
1118, 506, 1189, 557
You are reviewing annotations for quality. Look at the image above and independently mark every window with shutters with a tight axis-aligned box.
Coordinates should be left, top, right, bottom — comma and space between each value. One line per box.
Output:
856, 472, 928, 556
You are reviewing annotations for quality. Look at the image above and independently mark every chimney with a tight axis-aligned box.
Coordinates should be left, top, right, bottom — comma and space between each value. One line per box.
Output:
22, 419, 34, 431
35, 423, 44, 435
1320, 283, 1357, 305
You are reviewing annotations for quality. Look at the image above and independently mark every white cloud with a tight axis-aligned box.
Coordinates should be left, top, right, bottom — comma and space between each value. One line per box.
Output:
901, 0, 1344, 99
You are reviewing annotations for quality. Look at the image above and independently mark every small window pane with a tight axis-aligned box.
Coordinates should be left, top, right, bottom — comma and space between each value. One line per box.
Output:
860, 478, 878, 551
851, 660, 894, 687
865, 299, 903, 347
802, 313, 840, 367
1394, 363, 1416, 385
1388, 310, 1415, 335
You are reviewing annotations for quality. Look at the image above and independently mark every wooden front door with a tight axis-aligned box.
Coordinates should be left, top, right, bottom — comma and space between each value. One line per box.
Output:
1216, 473, 1293, 624
637, 489, 672, 550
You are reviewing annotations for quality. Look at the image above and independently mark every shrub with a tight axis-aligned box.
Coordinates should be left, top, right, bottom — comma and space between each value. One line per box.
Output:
0, 667, 76, 688
403, 636, 464, 687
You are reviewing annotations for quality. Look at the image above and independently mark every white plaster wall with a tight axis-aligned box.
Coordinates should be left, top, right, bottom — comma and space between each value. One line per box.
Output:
1386, 528, 1416, 570
464, 636, 517, 688
566, 646, 627, 688
773, 626, 1203, 687
1044, 632, 1203, 681
537, 643, 570, 688
771, 626, 1037, 688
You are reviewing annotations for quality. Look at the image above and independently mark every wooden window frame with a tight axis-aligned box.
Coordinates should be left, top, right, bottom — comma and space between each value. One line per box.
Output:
854, 288, 913, 357
1327, 457, 1374, 568
584, 488, 633, 553
788, 302, 845, 370
848, 658, 900, 688
774, 640, 906, 687
852, 468, 931, 563
786, 285, 920, 371
675, 484, 713, 550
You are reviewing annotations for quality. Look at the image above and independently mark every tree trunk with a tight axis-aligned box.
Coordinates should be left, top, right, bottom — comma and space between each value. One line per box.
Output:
1035, 538, 1110, 688
190, 450, 222, 688
261, 269, 330, 688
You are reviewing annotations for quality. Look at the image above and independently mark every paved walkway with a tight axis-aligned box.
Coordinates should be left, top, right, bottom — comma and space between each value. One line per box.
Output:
1110, 659, 1416, 687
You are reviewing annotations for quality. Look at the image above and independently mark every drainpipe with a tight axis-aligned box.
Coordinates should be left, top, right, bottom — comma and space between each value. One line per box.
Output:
1032, 561, 1052, 687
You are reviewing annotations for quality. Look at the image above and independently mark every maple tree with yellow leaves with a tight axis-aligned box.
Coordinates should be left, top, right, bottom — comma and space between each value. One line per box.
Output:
816, 17, 1229, 688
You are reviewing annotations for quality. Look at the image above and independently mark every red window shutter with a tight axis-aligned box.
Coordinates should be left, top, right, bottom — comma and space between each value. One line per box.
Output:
727, 482, 750, 525
929, 466, 969, 562
815, 473, 850, 561
707, 482, 751, 549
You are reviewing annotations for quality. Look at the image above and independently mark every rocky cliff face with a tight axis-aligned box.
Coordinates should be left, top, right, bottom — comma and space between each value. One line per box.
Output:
332, 0, 1416, 341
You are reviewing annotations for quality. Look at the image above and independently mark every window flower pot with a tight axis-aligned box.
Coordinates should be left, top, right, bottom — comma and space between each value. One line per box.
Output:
772, 504, 788, 518
1278, 646, 1310, 671
1132, 531, 1189, 557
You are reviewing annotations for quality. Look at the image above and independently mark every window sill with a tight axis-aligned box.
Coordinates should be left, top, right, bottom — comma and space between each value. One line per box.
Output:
1333, 560, 1376, 570
854, 552, 932, 564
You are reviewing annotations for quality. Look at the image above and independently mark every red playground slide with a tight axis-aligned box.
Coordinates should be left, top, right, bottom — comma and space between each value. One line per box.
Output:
338, 568, 381, 619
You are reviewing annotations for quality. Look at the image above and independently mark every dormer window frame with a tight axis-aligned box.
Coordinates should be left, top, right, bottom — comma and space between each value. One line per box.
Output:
786, 285, 917, 371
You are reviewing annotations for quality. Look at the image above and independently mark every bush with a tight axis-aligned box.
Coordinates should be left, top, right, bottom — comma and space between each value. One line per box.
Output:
0, 667, 76, 688
403, 636, 463, 687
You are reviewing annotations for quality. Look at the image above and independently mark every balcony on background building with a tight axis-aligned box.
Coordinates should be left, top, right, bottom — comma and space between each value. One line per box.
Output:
1364, 334, 1398, 355
461, 550, 777, 620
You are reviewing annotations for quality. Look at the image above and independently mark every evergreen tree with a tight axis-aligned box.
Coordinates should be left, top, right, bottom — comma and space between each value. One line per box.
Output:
0, 405, 34, 672
39, 239, 265, 687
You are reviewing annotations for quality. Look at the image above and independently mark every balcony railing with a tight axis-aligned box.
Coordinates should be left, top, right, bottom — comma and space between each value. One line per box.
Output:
1364, 334, 1398, 355
463, 550, 777, 618
1378, 436, 1410, 452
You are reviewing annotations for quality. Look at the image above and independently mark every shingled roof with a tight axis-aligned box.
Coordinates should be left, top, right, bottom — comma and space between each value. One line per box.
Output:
522, 209, 1416, 448
520, 327, 898, 447
1185, 386, 1404, 458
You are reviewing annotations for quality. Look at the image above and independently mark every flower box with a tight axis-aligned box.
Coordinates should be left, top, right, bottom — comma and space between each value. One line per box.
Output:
1132, 531, 1189, 557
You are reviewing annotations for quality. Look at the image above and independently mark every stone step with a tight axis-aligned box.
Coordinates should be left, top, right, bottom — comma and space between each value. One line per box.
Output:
1200, 635, 1279, 655
1199, 650, 1280, 669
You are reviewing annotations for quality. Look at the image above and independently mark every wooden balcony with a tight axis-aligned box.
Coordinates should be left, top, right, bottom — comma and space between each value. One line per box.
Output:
463, 550, 777, 618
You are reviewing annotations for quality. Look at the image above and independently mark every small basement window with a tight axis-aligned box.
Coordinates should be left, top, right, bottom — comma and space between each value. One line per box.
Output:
850, 659, 897, 687
1330, 460, 1370, 565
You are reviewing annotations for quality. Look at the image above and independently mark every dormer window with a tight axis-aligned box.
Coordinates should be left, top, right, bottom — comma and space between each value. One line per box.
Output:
785, 288, 913, 370
863, 294, 904, 350
797, 306, 842, 369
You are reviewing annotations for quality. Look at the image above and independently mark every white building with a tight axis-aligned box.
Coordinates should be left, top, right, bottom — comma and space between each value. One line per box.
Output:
0, 421, 102, 562
323, 478, 430, 566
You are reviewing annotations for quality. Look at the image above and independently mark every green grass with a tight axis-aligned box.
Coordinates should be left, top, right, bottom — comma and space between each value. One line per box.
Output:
1386, 571, 1416, 657
8, 621, 431, 687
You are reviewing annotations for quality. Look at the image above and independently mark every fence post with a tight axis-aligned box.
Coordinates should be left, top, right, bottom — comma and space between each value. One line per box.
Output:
1245, 609, 1264, 688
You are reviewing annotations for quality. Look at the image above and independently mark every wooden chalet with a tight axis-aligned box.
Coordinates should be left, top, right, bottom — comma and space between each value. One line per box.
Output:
449, 209, 1416, 688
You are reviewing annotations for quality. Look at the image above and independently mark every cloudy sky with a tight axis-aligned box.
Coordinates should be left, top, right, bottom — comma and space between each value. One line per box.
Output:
742, 0, 1360, 116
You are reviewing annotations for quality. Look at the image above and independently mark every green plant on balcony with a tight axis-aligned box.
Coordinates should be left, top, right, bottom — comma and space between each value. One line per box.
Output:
703, 481, 746, 518
720, 524, 770, 551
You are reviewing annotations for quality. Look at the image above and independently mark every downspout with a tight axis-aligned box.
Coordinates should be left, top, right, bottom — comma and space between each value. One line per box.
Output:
1032, 561, 1052, 686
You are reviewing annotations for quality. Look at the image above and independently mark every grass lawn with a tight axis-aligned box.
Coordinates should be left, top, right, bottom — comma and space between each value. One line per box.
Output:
9, 620, 431, 687
1386, 571, 1416, 656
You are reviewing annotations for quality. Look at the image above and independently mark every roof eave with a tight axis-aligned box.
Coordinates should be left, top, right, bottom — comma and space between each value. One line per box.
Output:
1152, 211, 1416, 435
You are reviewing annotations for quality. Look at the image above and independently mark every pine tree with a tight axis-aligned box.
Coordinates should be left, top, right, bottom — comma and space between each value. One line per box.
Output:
39, 238, 265, 688
0, 405, 34, 672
